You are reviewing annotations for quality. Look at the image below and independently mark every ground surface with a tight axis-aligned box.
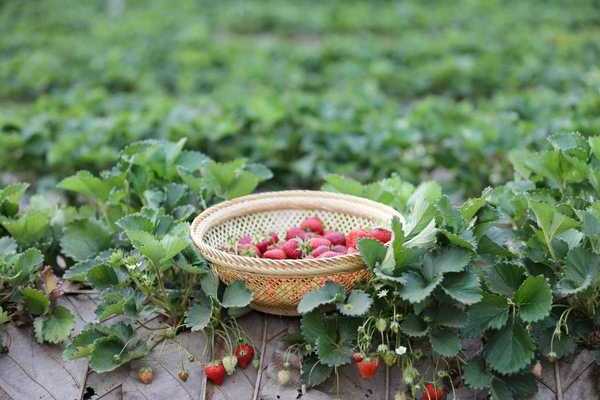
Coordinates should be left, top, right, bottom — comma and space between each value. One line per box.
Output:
0, 294, 597, 400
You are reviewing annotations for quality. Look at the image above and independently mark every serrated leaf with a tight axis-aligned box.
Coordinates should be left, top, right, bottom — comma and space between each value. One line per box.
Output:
60, 219, 112, 261
1, 210, 51, 247
337, 290, 372, 317
21, 287, 50, 315
298, 282, 345, 314
441, 270, 482, 305
221, 281, 253, 308
358, 239, 387, 269
398, 271, 443, 304
58, 171, 115, 202
490, 378, 514, 400
116, 214, 154, 233
467, 292, 509, 332
463, 358, 492, 389
0, 236, 17, 256
316, 317, 357, 367
515, 275, 552, 323
399, 314, 429, 337
87, 264, 119, 289
485, 322, 535, 374
301, 356, 332, 388
429, 327, 461, 357
484, 262, 526, 297
529, 199, 579, 253
63, 326, 104, 360
422, 247, 471, 280
301, 311, 335, 346
13, 248, 44, 282
555, 246, 600, 295
200, 270, 219, 299
184, 295, 212, 331
88, 336, 125, 372
124, 229, 163, 266
35, 306, 75, 344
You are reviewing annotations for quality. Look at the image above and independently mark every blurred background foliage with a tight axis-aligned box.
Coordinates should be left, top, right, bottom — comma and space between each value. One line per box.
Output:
1, 0, 600, 197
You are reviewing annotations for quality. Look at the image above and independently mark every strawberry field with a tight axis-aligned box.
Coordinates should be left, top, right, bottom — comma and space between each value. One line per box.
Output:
1, 1, 600, 399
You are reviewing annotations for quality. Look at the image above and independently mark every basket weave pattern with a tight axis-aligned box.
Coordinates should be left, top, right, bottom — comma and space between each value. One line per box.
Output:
191, 191, 402, 316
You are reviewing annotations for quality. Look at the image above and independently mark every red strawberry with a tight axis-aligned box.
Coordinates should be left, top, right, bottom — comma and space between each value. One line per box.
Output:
324, 231, 346, 246
309, 237, 331, 250
332, 245, 347, 254
421, 383, 446, 400
356, 357, 380, 379
352, 352, 364, 363
263, 248, 286, 259
286, 227, 307, 240
204, 361, 226, 385
256, 232, 279, 254
318, 251, 341, 258
371, 228, 392, 244
282, 239, 303, 259
235, 343, 255, 369
347, 247, 359, 254
346, 230, 372, 249
311, 245, 331, 258
300, 216, 324, 235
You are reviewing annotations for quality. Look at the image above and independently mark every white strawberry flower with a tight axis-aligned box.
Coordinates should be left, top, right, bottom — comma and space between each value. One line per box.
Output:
395, 346, 407, 356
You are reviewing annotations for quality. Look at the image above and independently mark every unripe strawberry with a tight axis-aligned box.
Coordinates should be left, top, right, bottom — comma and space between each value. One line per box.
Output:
178, 370, 189, 382
375, 318, 387, 332
222, 355, 238, 375
138, 367, 154, 384
277, 369, 291, 386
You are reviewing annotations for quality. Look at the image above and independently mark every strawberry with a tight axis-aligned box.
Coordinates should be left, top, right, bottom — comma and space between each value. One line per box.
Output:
324, 231, 346, 246
237, 243, 259, 257
311, 245, 331, 258
332, 245, 347, 254
309, 237, 331, 250
346, 230, 372, 249
282, 239, 303, 259
222, 355, 238, 375
318, 251, 341, 258
371, 228, 392, 244
286, 227, 307, 240
234, 343, 255, 369
204, 361, 226, 385
421, 383, 446, 400
256, 232, 279, 254
347, 247, 359, 254
356, 357, 380, 379
138, 367, 154, 384
178, 370, 189, 382
300, 216, 324, 235
263, 248, 286, 259
277, 369, 291, 386
352, 352, 364, 363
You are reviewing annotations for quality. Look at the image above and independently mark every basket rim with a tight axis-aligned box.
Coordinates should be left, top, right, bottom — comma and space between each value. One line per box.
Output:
190, 190, 403, 276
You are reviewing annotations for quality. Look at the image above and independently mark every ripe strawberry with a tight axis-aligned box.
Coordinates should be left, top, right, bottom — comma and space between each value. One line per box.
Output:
346, 230, 372, 249
204, 361, 226, 385
138, 367, 154, 384
178, 370, 189, 382
352, 352, 364, 363
371, 228, 392, 244
286, 227, 307, 240
300, 216, 324, 235
356, 357, 380, 379
309, 237, 331, 250
332, 245, 347, 254
256, 232, 279, 254
222, 355, 238, 375
311, 245, 331, 258
282, 239, 303, 259
235, 343, 255, 369
318, 251, 341, 258
263, 248, 286, 259
324, 231, 346, 246
421, 383, 446, 400
347, 247, 359, 254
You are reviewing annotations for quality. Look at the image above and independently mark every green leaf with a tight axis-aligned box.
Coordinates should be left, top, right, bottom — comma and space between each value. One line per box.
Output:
13, 248, 44, 281
399, 314, 429, 337
301, 311, 334, 346
1, 210, 51, 247
422, 247, 471, 280
555, 246, 600, 295
322, 175, 365, 197
529, 200, 579, 252
460, 197, 487, 222
358, 239, 387, 269
200, 270, 219, 299
124, 230, 163, 266
21, 287, 50, 315
58, 171, 116, 202
116, 214, 154, 233
298, 282, 345, 314
63, 326, 105, 360
484, 262, 526, 297
589, 136, 600, 160
441, 270, 482, 305
485, 322, 535, 374
184, 294, 212, 331
429, 327, 461, 357
34, 306, 75, 344
490, 378, 514, 400
316, 317, 357, 367
337, 290, 372, 317
515, 275, 552, 323
88, 336, 125, 373
463, 358, 492, 390
221, 281, 253, 308
87, 264, 119, 289
398, 271, 443, 304
60, 219, 112, 261
301, 356, 332, 388
467, 292, 509, 332
0, 236, 17, 256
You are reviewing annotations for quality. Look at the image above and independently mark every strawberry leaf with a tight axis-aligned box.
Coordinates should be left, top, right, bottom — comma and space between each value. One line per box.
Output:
221, 281, 253, 308
298, 281, 345, 314
484, 322, 535, 374
337, 290, 372, 317
514, 275, 552, 323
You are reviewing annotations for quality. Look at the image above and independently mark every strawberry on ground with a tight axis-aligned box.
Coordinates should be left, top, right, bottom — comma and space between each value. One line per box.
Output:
300, 216, 324, 235
356, 357, 380, 379
205, 361, 226, 385
421, 383, 446, 400
324, 231, 346, 246
235, 343, 255, 368
138, 367, 154, 384
370, 228, 392, 244
263, 248, 286, 259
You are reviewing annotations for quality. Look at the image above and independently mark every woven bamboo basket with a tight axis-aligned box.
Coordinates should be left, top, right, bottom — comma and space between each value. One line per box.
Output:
190, 190, 403, 316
